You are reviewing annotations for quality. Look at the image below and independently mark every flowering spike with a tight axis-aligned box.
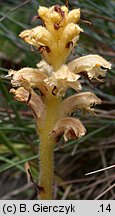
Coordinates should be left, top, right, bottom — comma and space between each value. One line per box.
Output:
20, 5, 83, 71
8, 3, 111, 200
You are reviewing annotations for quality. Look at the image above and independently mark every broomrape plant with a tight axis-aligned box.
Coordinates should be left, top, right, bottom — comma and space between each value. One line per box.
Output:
8, 3, 111, 199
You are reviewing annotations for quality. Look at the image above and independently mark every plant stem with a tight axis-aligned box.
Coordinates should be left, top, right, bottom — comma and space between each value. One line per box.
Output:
37, 95, 60, 199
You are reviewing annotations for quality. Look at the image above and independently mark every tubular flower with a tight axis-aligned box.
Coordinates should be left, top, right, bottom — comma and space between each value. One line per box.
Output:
50, 117, 86, 142
10, 87, 46, 124
9, 3, 111, 200
68, 54, 111, 81
59, 92, 102, 118
9, 67, 49, 95
44, 64, 81, 96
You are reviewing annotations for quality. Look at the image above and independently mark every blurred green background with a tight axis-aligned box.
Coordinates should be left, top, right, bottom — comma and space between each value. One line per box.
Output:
0, 0, 115, 199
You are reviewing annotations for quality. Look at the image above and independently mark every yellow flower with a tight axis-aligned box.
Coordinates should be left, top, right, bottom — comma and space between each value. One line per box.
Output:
19, 5, 83, 71
68, 54, 111, 81
9, 67, 49, 95
18, 5, 111, 96
50, 117, 86, 142
10, 87, 46, 124
44, 64, 81, 96
36, 54, 111, 97
66, 9, 80, 24
59, 92, 102, 117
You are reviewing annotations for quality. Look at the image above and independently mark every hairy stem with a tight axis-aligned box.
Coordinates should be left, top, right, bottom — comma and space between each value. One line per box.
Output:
37, 95, 60, 199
